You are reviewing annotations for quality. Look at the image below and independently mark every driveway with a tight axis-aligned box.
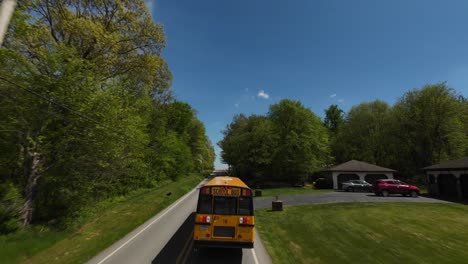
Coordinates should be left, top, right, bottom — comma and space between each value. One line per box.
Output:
254, 191, 451, 210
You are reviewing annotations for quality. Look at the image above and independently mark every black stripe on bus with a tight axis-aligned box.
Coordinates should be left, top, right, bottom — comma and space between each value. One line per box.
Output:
194, 222, 211, 226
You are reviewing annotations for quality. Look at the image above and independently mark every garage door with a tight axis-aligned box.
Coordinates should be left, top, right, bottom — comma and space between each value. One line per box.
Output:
337, 174, 359, 190
460, 174, 468, 199
365, 174, 388, 184
438, 174, 457, 198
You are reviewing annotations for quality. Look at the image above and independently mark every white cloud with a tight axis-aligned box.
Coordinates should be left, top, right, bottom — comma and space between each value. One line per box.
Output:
330, 94, 337, 98
234, 103, 239, 108
257, 90, 270, 99
338, 99, 345, 103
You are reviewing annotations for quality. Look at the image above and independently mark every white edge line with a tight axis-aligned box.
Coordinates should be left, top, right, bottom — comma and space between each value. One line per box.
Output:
96, 182, 203, 264
251, 248, 260, 264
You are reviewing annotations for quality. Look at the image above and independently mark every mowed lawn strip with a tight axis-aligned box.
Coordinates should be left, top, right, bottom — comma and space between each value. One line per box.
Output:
258, 187, 332, 198
2, 174, 202, 264
255, 203, 468, 264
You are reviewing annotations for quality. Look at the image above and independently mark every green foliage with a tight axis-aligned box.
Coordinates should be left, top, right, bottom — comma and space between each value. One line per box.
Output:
324, 104, 344, 134
269, 100, 331, 183
0, 0, 214, 229
390, 83, 467, 176
219, 114, 277, 183
333, 100, 392, 165
222, 84, 467, 185
219, 100, 331, 184
148, 101, 215, 180
330, 83, 468, 179
0, 184, 23, 234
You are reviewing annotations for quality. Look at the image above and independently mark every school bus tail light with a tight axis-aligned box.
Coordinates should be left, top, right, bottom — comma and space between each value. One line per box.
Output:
201, 215, 211, 223
240, 217, 250, 224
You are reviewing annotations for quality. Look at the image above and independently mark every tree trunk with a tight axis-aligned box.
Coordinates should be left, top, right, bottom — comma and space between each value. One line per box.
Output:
19, 150, 43, 226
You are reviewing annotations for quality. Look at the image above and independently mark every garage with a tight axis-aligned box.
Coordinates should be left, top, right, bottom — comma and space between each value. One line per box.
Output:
365, 174, 388, 184
438, 174, 457, 198
423, 157, 468, 200
325, 160, 395, 190
337, 174, 359, 190
460, 174, 468, 199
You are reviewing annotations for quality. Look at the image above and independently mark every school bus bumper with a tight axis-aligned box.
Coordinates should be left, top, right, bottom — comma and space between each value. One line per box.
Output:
193, 240, 254, 249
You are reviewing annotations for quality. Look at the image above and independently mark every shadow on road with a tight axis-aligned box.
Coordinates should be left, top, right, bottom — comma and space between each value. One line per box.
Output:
190, 248, 243, 264
152, 212, 195, 264
152, 212, 243, 264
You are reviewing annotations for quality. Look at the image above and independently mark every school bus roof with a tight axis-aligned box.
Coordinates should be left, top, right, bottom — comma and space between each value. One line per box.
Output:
204, 176, 250, 189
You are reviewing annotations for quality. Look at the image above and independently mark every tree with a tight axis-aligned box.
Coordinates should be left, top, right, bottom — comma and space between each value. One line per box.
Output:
391, 83, 467, 176
0, 1, 214, 228
219, 115, 277, 183
333, 100, 392, 165
324, 104, 344, 134
269, 100, 331, 183
147, 101, 215, 180
220, 100, 331, 185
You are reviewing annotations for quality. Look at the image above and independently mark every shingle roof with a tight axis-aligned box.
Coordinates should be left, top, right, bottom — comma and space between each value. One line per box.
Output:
324, 160, 396, 172
422, 157, 468, 171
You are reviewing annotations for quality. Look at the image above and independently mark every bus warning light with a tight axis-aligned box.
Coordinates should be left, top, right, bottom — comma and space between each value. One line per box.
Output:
201, 187, 210, 195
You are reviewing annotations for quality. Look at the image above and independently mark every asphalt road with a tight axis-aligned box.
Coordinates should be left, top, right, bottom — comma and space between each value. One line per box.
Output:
254, 191, 451, 209
86, 185, 447, 264
86, 180, 272, 264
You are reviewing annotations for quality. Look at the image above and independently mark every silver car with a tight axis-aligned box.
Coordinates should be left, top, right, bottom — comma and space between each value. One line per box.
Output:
341, 180, 372, 192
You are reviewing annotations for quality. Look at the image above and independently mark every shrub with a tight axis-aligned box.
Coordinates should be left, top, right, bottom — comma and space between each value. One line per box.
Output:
314, 178, 332, 189
0, 183, 23, 234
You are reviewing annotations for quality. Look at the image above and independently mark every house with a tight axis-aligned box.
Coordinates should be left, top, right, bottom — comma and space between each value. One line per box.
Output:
422, 157, 468, 200
324, 160, 395, 190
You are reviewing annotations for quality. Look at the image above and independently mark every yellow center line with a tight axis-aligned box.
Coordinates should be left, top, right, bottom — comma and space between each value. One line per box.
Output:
176, 230, 194, 264
181, 239, 194, 264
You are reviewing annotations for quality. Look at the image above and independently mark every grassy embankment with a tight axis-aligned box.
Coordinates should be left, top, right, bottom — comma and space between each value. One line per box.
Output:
257, 186, 332, 198
0, 174, 202, 264
256, 203, 468, 264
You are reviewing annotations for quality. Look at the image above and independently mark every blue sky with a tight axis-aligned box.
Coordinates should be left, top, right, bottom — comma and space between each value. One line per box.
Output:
147, 0, 468, 169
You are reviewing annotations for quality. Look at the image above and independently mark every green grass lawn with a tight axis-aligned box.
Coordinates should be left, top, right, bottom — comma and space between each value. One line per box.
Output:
0, 174, 202, 264
257, 186, 332, 198
256, 203, 468, 264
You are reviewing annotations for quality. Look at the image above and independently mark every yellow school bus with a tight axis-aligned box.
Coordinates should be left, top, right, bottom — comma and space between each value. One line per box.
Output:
194, 176, 254, 249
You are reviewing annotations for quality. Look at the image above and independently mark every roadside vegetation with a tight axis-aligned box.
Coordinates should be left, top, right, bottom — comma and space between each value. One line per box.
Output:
256, 203, 468, 264
0, 174, 201, 264
0, 0, 214, 240
219, 100, 331, 186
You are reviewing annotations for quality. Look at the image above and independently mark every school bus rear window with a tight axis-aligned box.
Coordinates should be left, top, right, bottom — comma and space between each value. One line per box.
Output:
239, 196, 253, 215
197, 195, 212, 214
213, 197, 237, 215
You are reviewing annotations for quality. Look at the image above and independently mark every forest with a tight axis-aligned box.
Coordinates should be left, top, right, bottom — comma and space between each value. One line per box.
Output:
0, 1, 215, 234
